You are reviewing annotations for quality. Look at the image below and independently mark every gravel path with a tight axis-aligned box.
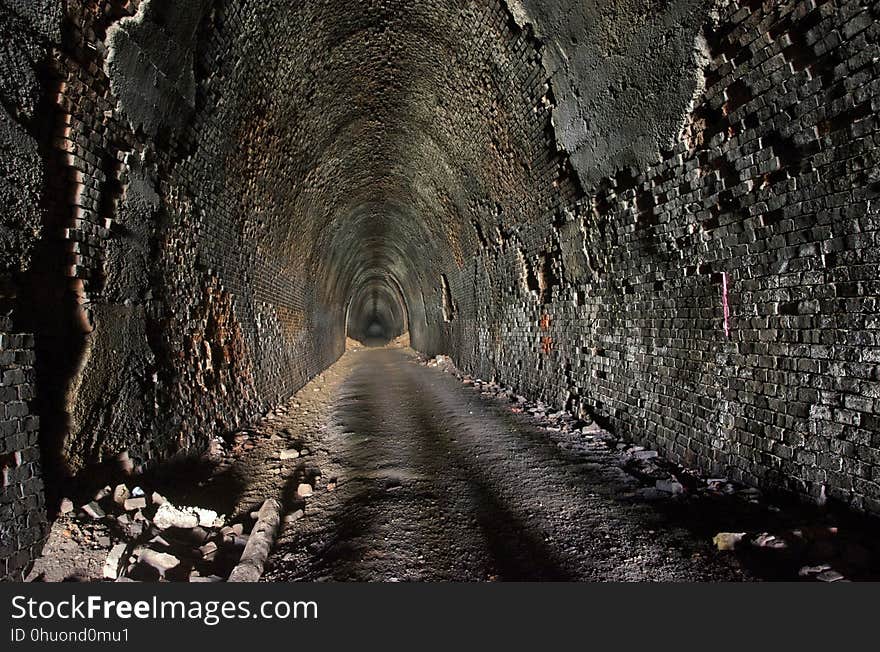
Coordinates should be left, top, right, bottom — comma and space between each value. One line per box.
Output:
264, 346, 746, 581
32, 342, 880, 582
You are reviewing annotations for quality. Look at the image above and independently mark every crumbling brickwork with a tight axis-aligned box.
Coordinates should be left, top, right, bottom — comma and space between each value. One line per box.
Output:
449, 0, 880, 516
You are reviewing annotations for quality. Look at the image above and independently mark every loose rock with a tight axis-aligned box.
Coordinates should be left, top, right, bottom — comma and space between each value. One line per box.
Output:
82, 502, 106, 520
123, 497, 147, 511
712, 532, 745, 551
103, 543, 127, 579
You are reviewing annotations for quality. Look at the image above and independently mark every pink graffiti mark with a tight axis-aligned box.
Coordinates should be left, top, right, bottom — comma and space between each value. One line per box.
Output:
722, 271, 730, 338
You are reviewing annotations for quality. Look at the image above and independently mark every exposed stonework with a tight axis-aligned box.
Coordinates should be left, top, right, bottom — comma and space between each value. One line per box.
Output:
0, 316, 47, 581
452, 0, 880, 518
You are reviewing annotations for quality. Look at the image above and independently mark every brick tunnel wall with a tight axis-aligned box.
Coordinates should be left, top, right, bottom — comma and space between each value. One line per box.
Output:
2, 0, 880, 580
448, 0, 880, 516
0, 0, 584, 578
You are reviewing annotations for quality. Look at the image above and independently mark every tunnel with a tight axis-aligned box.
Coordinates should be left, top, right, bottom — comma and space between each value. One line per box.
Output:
2, 0, 880, 582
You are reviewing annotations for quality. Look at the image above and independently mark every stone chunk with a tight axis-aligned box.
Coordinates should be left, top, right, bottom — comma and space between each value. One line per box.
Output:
59, 498, 74, 515
103, 543, 127, 579
112, 484, 130, 507
712, 532, 745, 551
199, 541, 218, 559
655, 479, 684, 495
296, 483, 313, 498
123, 496, 147, 511
279, 448, 300, 460
82, 501, 106, 519
137, 548, 180, 575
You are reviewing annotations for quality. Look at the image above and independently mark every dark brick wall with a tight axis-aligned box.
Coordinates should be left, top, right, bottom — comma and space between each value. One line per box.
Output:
447, 0, 880, 516
0, 317, 48, 581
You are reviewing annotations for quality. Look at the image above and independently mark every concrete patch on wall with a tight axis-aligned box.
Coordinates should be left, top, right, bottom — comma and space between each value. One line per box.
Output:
503, 0, 716, 188
103, 150, 161, 303
66, 304, 156, 474
105, 0, 208, 138
0, 108, 42, 278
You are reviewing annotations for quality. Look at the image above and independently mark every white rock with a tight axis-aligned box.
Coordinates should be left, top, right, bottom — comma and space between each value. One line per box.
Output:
279, 448, 300, 460
155, 507, 199, 529
137, 548, 180, 574
59, 498, 74, 514
296, 483, 313, 498
124, 496, 147, 511
103, 543, 127, 579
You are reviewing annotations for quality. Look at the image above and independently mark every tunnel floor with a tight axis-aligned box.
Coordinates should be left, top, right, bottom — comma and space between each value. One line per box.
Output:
30, 341, 880, 582
265, 346, 745, 581
252, 345, 877, 582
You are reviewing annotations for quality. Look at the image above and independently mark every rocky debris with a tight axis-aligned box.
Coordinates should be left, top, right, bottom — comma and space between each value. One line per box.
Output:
753, 532, 787, 549
29, 351, 342, 584
59, 498, 74, 515
296, 483, 314, 498
713, 532, 745, 551
425, 354, 458, 374
29, 477, 267, 583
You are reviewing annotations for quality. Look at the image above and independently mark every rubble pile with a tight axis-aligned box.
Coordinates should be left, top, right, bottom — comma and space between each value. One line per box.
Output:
39, 482, 259, 582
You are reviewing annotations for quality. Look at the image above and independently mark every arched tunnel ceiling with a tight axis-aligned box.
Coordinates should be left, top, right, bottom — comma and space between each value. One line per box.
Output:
185, 0, 575, 340
104, 0, 712, 360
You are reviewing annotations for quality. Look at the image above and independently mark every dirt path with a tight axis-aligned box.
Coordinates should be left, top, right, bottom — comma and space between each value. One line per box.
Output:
264, 347, 746, 581
31, 342, 880, 582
